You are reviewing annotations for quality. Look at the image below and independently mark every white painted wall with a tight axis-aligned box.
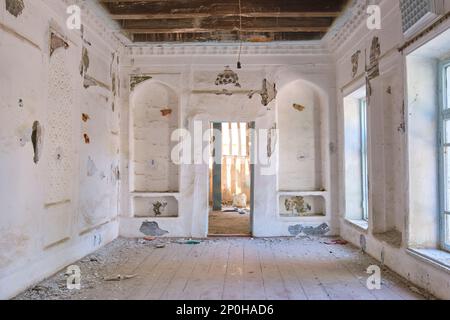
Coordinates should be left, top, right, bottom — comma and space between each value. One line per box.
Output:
335, 0, 450, 299
118, 51, 337, 238
0, 0, 122, 299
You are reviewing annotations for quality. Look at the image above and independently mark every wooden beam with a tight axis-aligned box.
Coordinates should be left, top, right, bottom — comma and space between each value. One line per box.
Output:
109, 12, 341, 20
125, 27, 330, 34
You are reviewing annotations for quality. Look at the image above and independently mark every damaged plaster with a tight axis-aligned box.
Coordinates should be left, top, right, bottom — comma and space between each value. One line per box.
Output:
284, 196, 312, 216
31, 121, 43, 164
139, 221, 169, 236
130, 75, 152, 91
50, 32, 69, 57
288, 223, 330, 237
351, 50, 361, 78
248, 79, 277, 107
5, 0, 24, 17
80, 47, 89, 76
152, 201, 168, 216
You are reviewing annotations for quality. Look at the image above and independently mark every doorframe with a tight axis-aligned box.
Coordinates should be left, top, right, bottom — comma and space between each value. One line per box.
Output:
207, 121, 255, 237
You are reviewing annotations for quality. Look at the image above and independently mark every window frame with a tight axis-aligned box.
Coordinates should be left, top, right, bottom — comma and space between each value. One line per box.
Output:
360, 97, 369, 221
439, 60, 450, 252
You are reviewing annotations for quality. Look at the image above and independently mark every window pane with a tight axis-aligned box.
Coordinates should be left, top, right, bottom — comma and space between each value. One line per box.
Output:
446, 66, 450, 109
446, 147, 450, 211
445, 119, 450, 144
445, 214, 450, 247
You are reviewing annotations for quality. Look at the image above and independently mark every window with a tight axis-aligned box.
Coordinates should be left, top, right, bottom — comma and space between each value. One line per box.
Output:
440, 62, 450, 251
360, 98, 369, 221
343, 87, 369, 224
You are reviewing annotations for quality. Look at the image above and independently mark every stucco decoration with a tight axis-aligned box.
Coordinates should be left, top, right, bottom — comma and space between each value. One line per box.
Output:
45, 49, 74, 205
215, 66, 241, 87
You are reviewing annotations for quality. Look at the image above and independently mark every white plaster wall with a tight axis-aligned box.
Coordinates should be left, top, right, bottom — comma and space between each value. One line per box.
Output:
119, 54, 338, 238
277, 80, 323, 192
0, 0, 122, 299
335, 0, 450, 299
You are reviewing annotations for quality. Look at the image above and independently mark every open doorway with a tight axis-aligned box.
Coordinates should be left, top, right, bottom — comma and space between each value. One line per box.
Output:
208, 122, 253, 236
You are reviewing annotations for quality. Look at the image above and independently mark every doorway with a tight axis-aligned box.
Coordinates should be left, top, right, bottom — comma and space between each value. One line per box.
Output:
208, 122, 254, 236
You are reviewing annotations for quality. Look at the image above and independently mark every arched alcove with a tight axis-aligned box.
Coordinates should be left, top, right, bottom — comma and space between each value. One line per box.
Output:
129, 80, 180, 218
277, 79, 324, 191
276, 79, 328, 218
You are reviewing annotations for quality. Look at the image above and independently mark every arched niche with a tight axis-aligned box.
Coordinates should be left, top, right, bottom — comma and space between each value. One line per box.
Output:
276, 79, 325, 192
130, 80, 180, 193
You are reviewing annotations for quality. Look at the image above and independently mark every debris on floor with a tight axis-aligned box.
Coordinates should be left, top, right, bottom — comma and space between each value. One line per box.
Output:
323, 239, 348, 245
104, 274, 137, 282
13, 237, 432, 300
222, 206, 250, 215
176, 239, 201, 245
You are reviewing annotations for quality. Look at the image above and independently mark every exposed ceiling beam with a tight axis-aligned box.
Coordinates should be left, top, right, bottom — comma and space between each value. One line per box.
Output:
124, 27, 330, 34
109, 11, 340, 20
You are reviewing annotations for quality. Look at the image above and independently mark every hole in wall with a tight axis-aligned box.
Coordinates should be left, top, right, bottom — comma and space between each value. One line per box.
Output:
5, 0, 24, 17
31, 121, 42, 164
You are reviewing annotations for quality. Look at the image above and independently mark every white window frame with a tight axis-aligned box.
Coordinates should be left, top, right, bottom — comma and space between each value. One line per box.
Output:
439, 60, 450, 252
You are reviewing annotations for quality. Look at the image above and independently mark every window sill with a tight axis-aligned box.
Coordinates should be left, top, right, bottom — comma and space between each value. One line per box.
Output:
407, 248, 450, 274
345, 219, 369, 232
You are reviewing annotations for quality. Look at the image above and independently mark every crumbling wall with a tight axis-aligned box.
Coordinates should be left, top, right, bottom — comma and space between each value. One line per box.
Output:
0, 0, 122, 299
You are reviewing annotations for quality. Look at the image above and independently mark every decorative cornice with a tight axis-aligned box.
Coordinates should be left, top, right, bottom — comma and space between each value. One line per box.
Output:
58, 0, 126, 51
124, 41, 330, 56
323, 0, 383, 53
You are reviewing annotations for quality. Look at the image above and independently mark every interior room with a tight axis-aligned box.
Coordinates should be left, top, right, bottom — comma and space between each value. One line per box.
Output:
1, 0, 450, 301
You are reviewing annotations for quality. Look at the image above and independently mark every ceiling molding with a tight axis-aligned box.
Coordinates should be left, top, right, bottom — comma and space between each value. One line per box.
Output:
124, 41, 331, 56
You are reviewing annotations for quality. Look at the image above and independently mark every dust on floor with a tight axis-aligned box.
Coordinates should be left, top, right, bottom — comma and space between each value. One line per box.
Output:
14, 237, 434, 300
208, 210, 250, 235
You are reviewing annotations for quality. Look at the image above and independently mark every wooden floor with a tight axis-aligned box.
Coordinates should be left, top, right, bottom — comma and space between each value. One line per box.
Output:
208, 211, 251, 235
16, 237, 429, 300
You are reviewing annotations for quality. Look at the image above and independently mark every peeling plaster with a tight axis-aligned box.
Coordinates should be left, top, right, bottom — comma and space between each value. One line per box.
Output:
284, 196, 312, 216
130, 75, 152, 91
139, 221, 169, 236
288, 223, 330, 237
80, 47, 89, 76
31, 121, 43, 164
83, 133, 90, 144
351, 50, 361, 78
82, 113, 90, 122
50, 32, 69, 57
5, 0, 24, 17
152, 201, 168, 216
292, 103, 305, 112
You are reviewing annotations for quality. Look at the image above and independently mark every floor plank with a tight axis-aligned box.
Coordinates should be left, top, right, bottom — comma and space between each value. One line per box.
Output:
15, 237, 430, 300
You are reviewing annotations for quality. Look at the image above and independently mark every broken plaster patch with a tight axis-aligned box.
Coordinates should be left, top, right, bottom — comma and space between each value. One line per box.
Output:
31, 121, 43, 164
288, 223, 330, 237
5, 0, 24, 17
139, 221, 169, 237
130, 75, 152, 91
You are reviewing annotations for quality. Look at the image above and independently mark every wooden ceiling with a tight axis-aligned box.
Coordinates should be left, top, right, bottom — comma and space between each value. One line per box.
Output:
100, 0, 350, 43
